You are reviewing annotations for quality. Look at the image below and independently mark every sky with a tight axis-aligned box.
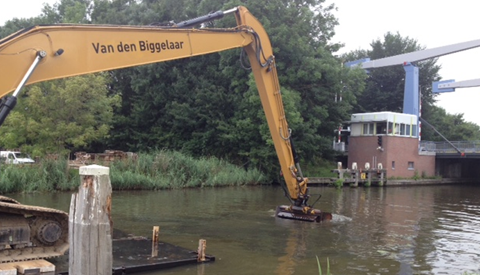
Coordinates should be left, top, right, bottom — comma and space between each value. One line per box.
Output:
2, 0, 480, 125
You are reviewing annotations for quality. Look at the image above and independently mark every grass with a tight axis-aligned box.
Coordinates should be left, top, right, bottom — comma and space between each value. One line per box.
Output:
302, 158, 337, 177
0, 150, 268, 194
316, 256, 330, 275
331, 178, 344, 189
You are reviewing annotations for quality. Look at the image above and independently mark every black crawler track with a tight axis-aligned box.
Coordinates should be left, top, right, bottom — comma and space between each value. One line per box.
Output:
0, 196, 69, 263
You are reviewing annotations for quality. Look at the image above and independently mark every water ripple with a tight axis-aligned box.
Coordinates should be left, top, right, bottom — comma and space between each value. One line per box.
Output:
428, 206, 480, 274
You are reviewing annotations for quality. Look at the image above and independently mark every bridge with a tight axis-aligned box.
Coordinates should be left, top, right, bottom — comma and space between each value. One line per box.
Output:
420, 140, 480, 158
419, 140, 480, 178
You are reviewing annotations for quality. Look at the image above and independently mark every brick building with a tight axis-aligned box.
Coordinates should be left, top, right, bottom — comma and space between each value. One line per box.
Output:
345, 112, 435, 178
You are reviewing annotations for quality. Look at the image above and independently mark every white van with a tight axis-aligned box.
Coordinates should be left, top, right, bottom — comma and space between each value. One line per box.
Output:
0, 151, 35, 164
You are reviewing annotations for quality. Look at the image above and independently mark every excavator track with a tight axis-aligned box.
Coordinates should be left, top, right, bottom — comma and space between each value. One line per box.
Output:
0, 195, 69, 263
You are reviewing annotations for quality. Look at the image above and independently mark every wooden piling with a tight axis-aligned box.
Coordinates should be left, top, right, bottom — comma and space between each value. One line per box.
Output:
151, 226, 160, 257
69, 165, 112, 275
197, 239, 206, 262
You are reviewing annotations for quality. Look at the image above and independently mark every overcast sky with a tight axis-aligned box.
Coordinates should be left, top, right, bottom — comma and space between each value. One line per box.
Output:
2, 0, 480, 125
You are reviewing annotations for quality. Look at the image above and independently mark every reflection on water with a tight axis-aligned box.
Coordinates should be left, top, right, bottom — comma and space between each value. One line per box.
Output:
9, 184, 480, 274
429, 202, 480, 274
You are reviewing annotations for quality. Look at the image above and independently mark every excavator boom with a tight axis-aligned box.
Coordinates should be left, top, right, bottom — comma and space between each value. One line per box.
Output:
0, 5, 330, 263
0, 25, 253, 96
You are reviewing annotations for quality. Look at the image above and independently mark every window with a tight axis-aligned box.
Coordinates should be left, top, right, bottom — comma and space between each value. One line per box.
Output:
406, 125, 411, 136
412, 125, 417, 136
368, 123, 374, 134
392, 161, 395, 170
400, 123, 406, 135
408, 161, 414, 170
376, 122, 387, 135
362, 123, 374, 135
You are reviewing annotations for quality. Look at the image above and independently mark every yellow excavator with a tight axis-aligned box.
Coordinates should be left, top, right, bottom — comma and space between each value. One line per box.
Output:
0, 6, 331, 262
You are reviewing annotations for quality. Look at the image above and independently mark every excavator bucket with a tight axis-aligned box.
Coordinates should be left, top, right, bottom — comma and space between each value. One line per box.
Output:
276, 205, 332, 223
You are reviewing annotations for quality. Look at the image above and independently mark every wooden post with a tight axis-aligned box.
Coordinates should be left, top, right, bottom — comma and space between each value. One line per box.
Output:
379, 170, 385, 186
69, 165, 112, 275
151, 226, 160, 257
197, 239, 206, 262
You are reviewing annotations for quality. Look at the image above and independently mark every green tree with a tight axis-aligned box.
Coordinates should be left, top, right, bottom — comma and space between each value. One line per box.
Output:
343, 32, 441, 114
421, 105, 480, 141
0, 73, 120, 156
0, 0, 122, 156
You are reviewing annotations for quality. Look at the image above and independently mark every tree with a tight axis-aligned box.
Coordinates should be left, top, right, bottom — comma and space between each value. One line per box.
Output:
0, 0, 122, 157
0, 73, 120, 156
343, 32, 441, 114
421, 105, 480, 142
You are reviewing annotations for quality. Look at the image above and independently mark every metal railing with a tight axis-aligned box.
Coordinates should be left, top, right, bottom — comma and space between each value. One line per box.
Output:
420, 140, 480, 154
333, 142, 348, 152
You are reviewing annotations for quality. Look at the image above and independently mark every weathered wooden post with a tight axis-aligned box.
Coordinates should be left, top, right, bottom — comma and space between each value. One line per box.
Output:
151, 226, 160, 257
197, 239, 206, 262
69, 165, 112, 275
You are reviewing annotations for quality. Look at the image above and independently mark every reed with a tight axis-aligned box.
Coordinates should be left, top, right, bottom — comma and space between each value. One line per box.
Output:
0, 157, 80, 193
316, 256, 330, 275
109, 150, 267, 189
0, 150, 267, 194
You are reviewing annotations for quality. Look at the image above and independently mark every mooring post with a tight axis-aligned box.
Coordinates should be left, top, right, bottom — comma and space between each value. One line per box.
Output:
338, 169, 345, 179
366, 170, 372, 187
151, 226, 160, 257
350, 170, 359, 187
69, 165, 112, 275
379, 170, 385, 186
197, 239, 206, 262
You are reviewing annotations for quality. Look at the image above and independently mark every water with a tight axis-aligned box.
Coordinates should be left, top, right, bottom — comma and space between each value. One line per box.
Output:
9, 184, 480, 274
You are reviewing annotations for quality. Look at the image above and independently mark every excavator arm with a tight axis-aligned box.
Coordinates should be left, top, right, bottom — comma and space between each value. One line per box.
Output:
0, 7, 330, 243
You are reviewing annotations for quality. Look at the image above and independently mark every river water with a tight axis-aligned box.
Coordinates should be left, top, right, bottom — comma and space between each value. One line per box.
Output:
10, 184, 480, 275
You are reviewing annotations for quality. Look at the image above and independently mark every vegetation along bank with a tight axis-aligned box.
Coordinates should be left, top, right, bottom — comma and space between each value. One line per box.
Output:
0, 150, 267, 194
